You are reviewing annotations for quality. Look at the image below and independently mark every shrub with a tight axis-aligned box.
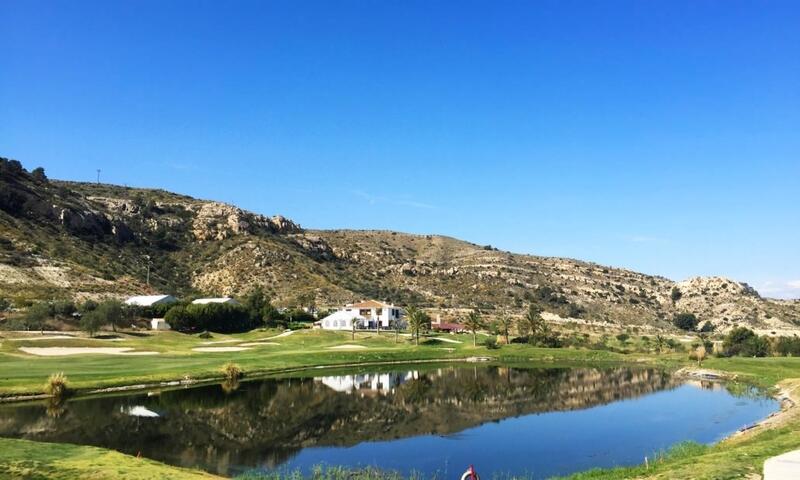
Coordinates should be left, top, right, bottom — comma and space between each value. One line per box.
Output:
0, 298, 10, 312
774, 336, 800, 356
165, 303, 255, 333
670, 287, 682, 303
44, 372, 69, 397
616, 333, 630, 343
699, 321, 715, 333
723, 327, 770, 357
221, 362, 243, 381
673, 313, 699, 331
484, 337, 500, 350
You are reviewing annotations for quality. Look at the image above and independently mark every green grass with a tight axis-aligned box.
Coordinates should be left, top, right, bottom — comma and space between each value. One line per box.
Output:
0, 438, 220, 479
0, 329, 635, 396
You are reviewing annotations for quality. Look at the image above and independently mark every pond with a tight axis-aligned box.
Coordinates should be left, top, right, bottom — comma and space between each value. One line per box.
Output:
0, 365, 778, 479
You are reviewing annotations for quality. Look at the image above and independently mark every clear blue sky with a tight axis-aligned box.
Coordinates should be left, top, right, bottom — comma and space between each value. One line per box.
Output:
2, 1, 798, 298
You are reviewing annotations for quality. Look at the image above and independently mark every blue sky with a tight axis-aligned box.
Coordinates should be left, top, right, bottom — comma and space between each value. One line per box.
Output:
1, 1, 798, 298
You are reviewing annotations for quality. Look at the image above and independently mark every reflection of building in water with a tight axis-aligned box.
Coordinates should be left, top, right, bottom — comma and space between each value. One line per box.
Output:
317, 371, 418, 394
685, 379, 725, 391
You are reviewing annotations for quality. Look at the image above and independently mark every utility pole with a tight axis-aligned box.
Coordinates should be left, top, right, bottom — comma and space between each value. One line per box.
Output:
96, 169, 101, 184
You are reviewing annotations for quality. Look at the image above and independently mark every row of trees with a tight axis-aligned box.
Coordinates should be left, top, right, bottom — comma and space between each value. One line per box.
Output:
401, 305, 560, 348
12, 299, 127, 336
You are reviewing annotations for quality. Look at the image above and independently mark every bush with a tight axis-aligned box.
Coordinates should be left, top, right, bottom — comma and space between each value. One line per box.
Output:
616, 333, 630, 343
484, 337, 500, 350
670, 287, 682, 303
699, 321, 715, 333
44, 372, 69, 397
673, 313, 699, 331
0, 298, 10, 312
165, 303, 255, 333
723, 327, 770, 357
774, 336, 800, 356
221, 362, 243, 381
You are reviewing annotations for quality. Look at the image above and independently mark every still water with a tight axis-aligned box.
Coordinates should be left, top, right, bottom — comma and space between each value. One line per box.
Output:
0, 365, 778, 478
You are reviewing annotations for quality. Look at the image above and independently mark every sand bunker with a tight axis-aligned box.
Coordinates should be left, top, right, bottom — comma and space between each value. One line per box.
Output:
239, 342, 280, 347
199, 339, 241, 345
8, 335, 79, 341
20, 347, 158, 356
260, 330, 295, 340
191, 346, 252, 352
432, 337, 462, 344
328, 344, 367, 350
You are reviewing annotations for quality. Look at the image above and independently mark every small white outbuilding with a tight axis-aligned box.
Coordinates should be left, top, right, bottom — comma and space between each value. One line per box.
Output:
125, 295, 177, 307
151, 318, 171, 331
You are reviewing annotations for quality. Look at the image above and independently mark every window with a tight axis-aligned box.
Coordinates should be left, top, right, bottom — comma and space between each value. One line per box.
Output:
376, 308, 383, 316
359, 309, 371, 317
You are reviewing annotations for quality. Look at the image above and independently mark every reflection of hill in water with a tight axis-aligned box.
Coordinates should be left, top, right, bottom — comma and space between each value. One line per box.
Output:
0, 366, 678, 475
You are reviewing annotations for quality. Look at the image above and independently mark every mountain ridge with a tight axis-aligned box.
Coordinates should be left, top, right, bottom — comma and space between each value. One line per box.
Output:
1, 157, 798, 333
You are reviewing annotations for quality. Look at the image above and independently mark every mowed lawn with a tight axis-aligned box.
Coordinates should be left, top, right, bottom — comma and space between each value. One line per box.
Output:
0, 328, 626, 395
0, 438, 221, 480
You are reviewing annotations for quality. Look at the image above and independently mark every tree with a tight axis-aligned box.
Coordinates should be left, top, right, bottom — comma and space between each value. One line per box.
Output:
654, 334, 666, 353
390, 317, 404, 343
0, 298, 10, 312
672, 312, 699, 331
26, 303, 52, 334
463, 310, 485, 347
80, 310, 104, 337
496, 313, 513, 345
405, 307, 430, 345
723, 327, 770, 357
242, 286, 268, 323
518, 304, 543, 338
670, 287, 682, 304
616, 333, 630, 345
31, 167, 48, 183
96, 300, 124, 332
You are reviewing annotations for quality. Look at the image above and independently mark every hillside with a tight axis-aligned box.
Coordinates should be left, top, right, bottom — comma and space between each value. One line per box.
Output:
1, 157, 798, 333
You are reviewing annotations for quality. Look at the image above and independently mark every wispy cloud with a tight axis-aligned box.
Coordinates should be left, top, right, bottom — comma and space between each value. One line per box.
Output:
351, 190, 436, 210
755, 280, 800, 299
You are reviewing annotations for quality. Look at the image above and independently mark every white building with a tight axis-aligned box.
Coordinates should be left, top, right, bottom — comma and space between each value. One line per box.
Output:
150, 318, 171, 331
191, 297, 240, 305
320, 300, 403, 330
124, 295, 177, 307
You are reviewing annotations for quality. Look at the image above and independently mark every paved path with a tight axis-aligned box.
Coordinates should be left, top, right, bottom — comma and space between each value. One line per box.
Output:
764, 449, 800, 479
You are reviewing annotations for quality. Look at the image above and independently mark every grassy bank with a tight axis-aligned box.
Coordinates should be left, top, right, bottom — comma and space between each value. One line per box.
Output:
0, 438, 219, 479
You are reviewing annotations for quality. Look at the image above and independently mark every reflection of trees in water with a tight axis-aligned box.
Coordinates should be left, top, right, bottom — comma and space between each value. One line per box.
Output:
0, 366, 680, 476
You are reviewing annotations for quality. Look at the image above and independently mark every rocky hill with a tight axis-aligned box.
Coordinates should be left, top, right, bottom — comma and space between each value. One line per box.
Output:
1, 157, 798, 333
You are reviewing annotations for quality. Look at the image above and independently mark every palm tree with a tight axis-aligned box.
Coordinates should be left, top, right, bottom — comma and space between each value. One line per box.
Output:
351, 317, 359, 341
655, 334, 665, 353
406, 307, 430, 345
519, 304, 543, 339
496, 312, 513, 345
463, 310, 485, 347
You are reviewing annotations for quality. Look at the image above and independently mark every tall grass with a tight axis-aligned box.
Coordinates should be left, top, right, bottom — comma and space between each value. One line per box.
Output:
43, 372, 69, 397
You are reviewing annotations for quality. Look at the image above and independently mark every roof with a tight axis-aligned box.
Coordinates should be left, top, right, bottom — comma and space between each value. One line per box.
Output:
349, 300, 394, 309
432, 322, 465, 331
191, 297, 239, 305
124, 295, 177, 307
